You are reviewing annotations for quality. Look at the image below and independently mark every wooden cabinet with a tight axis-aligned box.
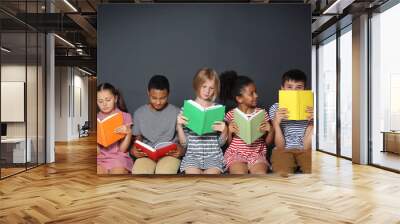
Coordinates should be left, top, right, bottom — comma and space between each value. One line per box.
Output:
382, 132, 400, 154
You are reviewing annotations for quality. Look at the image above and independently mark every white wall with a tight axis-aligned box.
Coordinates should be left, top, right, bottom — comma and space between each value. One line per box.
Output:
55, 66, 89, 141
1, 64, 39, 138
72, 72, 89, 138
55, 66, 68, 141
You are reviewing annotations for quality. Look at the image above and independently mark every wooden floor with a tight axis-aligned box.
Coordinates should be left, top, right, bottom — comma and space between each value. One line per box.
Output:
1, 136, 400, 223
372, 150, 400, 171
1, 164, 44, 178
1, 167, 26, 178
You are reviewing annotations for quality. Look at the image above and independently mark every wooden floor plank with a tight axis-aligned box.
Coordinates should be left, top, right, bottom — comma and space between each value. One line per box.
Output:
0, 135, 399, 223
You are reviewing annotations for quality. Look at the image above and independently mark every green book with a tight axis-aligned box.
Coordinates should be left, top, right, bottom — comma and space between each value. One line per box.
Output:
233, 108, 266, 144
183, 100, 225, 135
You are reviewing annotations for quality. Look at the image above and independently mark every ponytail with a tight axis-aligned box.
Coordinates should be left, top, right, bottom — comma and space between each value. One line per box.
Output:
220, 71, 254, 104
113, 88, 128, 113
219, 70, 238, 106
219, 71, 256, 112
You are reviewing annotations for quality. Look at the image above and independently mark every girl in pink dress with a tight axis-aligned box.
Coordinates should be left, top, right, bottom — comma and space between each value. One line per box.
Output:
97, 83, 133, 174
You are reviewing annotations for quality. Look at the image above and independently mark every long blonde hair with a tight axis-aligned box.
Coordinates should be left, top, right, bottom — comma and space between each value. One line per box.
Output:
192, 68, 220, 101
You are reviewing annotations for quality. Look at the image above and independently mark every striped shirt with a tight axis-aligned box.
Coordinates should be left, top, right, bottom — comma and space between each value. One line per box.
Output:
224, 108, 269, 169
269, 103, 309, 150
179, 103, 225, 172
180, 128, 225, 172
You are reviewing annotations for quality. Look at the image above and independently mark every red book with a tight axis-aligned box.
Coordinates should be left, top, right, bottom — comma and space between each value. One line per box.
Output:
134, 140, 177, 161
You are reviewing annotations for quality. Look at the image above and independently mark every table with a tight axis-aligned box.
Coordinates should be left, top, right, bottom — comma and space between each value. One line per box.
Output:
1, 138, 32, 163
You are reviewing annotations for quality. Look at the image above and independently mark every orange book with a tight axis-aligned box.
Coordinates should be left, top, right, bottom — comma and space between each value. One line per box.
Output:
97, 112, 125, 147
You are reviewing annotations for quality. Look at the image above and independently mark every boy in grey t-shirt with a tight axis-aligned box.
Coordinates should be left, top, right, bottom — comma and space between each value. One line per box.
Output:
130, 75, 182, 174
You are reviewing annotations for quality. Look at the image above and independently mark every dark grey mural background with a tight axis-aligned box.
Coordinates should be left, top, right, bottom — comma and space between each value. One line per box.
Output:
98, 4, 311, 113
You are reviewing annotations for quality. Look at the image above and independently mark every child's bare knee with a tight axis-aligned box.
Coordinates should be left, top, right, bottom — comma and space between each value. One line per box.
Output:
229, 163, 248, 174
184, 167, 202, 174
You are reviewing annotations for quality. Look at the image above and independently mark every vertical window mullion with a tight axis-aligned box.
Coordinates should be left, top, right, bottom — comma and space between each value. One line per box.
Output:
337, 30, 341, 157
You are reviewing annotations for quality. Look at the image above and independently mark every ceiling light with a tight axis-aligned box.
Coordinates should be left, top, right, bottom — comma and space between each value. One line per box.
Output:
322, 0, 354, 15
54, 34, 75, 48
1, 47, 11, 53
63, 0, 78, 12
78, 67, 92, 76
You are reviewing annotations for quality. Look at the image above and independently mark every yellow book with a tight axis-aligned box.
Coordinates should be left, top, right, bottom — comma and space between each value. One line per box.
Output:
279, 90, 313, 120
